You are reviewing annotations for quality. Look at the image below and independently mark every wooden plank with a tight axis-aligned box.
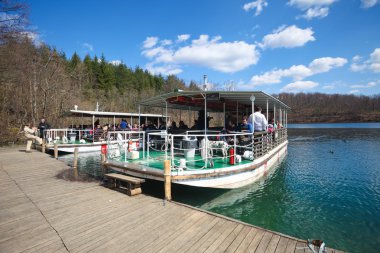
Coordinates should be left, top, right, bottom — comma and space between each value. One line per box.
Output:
158, 216, 220, 252
186, 219, 228, 253
70, 199, 168, 252
284, 239, 297, 253
255, 231, 274, 253
104, 173, 145, 184
65, 197, 161, 251
125, 206, 195, 252
275, 237, 290, 253
234, 227, 260, 253
295, 241, 308, 253
98, 203, 193, 252
265, 234, 281, 253
203, 221, 239, 253
213, 223, 244, 252
246, 228, 265, 253
224, 224, 252, 252
139, 212, 205, 253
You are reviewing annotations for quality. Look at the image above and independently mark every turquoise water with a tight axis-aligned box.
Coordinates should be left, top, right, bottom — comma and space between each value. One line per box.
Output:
59, 125, 380, 253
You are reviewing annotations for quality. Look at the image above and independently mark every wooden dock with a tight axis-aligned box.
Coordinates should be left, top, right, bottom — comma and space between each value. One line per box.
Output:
0, 147, 345, 253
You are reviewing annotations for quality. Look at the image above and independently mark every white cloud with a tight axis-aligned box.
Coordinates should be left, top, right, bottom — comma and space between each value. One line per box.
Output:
309, 57, 347, 74
143, 37, 159, 49
161, 40, 172, 46
288, 0, 336, 9
109, 60, 122, 66
281, 80, 319, 92
370, 48, 380, 72
350, 63, 367, 72
251, 57, 347, 85
350, 81, 377, 89
322, 85, 335, 90
299, 7, 329, 20
146, 63, 182, 76
288, 0, 337, 20
142, 34, 260, 75
243, 0, 268, 16
261, 25, 315, 49
350, 48, 380, 73
361, 0, 379, 8
177, 34, 190, 42
352, 55, 362, 62
142, 46, 171, 59
21, 31, 42, 46
82, 43, 93, 52
349, 89, 360, 94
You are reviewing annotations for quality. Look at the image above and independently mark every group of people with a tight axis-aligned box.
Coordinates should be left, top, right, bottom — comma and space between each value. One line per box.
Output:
227, 106, 281, 134
23, 118, 50, 152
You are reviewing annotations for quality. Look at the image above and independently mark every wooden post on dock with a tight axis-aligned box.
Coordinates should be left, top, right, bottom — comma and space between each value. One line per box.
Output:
42, 140, 45, 153
73, 147, 79, 179
54, 143, 58, 159
164, 160, 171, 200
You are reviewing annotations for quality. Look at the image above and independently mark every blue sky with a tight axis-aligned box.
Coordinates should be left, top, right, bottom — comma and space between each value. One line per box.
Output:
27, 0, 380, 95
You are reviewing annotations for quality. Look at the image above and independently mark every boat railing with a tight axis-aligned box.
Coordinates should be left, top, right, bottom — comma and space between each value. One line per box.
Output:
185, 130, 221, 135
146, 131, 250, 170
106, 130, 146, 161
43, 128, 93, 144
105, 128, 287, 171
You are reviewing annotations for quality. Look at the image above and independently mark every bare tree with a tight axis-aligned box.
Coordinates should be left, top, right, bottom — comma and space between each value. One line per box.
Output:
0, 0, 29, 43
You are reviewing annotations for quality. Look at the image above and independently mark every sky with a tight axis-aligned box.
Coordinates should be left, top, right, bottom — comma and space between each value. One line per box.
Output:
25, 0, 380, 95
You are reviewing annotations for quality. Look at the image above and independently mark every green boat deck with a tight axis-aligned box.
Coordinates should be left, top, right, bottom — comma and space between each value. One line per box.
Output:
108, 150, 254, 171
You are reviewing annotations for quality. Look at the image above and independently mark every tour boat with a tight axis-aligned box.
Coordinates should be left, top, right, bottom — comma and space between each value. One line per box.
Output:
104, 90, 290, 189
44, 106, 167, 153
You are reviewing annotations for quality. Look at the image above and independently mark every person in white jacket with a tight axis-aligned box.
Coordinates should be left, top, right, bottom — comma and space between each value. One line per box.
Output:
248, 106, 268, 132
24, 123, 43, 152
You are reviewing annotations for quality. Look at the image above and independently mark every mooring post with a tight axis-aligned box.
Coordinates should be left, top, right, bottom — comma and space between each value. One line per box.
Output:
73, 147, 79, 179
164, 160, 172, 200
42, 139, 45, 153
54, 143, 58, 159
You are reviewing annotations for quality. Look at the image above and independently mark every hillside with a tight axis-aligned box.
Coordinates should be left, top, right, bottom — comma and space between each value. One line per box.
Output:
278, 93, 380, 123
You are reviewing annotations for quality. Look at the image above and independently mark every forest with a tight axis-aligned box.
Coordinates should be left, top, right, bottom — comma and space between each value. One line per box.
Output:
1, 1, 379, 144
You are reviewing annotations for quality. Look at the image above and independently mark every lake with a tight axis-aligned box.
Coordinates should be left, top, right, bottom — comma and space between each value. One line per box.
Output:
59, 124, 380, 253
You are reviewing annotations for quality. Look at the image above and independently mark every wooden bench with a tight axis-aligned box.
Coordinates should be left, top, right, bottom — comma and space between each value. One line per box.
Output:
104, 173, 145, 196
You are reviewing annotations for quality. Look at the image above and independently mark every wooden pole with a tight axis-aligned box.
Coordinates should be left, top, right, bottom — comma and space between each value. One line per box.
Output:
54, 143, 58, 159
164, 160, 171, 200
73, 147, 79, 179
101, 153, 107, 175
42, 139, 45, 153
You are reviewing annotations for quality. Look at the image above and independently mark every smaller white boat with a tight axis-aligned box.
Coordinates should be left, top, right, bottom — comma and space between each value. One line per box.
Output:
44, 106, 166, 153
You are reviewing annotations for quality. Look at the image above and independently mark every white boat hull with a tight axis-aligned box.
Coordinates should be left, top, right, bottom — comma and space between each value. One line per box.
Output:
106, 141, 288, 189
47, 142, 119, 153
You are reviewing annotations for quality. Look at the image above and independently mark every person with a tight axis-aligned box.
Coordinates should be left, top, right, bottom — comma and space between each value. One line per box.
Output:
120, 119, 127, 130
93, 124, 103, 141
249, 106, 267, 132
38, 118, 50, 138
195, 110, 212, 130
236, 116, 253, 133
178, 120, 188, 129
24, 123, 43, 152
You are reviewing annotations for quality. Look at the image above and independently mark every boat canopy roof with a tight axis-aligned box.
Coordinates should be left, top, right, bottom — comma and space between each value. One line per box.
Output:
139, 90, 290, 112
69, 109, 167, 118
